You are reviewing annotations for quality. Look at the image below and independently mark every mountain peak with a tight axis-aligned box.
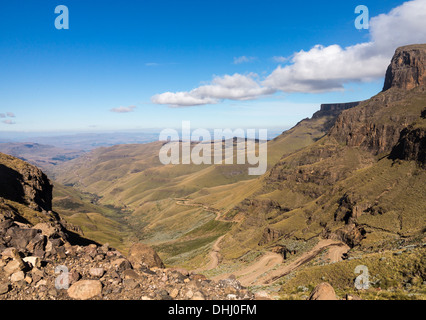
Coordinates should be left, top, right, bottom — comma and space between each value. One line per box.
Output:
383, 44, 426, 91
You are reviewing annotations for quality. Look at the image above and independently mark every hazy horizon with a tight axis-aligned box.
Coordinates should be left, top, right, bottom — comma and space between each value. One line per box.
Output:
3, 0, 422, 133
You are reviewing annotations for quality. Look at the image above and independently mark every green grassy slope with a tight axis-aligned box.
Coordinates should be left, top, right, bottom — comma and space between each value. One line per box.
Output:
51, 107, 336, 265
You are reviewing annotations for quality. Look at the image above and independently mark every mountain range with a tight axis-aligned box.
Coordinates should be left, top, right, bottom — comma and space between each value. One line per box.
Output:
0, 44, 425, 300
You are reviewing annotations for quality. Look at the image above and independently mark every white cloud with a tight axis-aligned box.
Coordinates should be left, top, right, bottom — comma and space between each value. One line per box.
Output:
6, 112, 15, 117
151, 92, 217, 107
110, 105, 136, 113
233, 56, 256, 64
151, 0, 426, 105
2, 120, 16, 125
151, 73, 275, 107
264, 0, 426, 93
0, 113, 5, 118
369, 0, 426, 54
264, 43, 387, 92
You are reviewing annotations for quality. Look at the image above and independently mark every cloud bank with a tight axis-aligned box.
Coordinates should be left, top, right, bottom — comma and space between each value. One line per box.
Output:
152, 0, 426, 107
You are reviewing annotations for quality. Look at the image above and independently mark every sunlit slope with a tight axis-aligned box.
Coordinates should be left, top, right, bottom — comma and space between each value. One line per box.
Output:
218, 85, 426, 263
52, 183, 134, 253
51, 105, 347, 266
53, 112, 333, 207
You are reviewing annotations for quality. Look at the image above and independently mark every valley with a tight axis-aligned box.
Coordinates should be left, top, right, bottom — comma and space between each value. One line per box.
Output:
1, 44, 425, 300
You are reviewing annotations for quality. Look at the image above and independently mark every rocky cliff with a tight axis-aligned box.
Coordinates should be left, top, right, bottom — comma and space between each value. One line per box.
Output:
389, 120, 426, 166
222, 44, 426, 266
312, 102, 361, 119
383, 44, 426, 91
0, 153, 53, 212
329, 44, 426, 155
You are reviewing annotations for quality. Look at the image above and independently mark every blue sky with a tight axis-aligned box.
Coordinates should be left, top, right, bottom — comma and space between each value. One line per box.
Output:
0, 0, 424, 134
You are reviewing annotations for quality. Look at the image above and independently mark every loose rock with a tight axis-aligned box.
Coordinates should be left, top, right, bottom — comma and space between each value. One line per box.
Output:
67, 280, 103, 300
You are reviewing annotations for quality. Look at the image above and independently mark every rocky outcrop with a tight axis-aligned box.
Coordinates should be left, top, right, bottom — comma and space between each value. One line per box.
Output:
258, 228, 284, 246
307, 102, 362, 132
329, 44, 426, 155
308, 282, 337, 300
334, 193, 370, 224
0, 153, 52, 212
271, 245, 296, 260
1, 194, 253, 300
0, 221, 253, 300
331, 224, 366, 248
127, 243, 165, 269
0, 154, 252, 300
328, 91, 423, 155
389, 124, 426, 166
383, 44, 426, 91
312, 102, 361, 119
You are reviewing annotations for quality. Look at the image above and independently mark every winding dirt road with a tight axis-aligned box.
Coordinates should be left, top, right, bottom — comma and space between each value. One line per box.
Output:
326, 242, 350, 263
175, 198, 226, 221
174, 198, 228, 272
213, 239, 349, 286
255, 239, 348, 285
212, 252, 284, 285
193, 235, 225, 273
177, 199, 350, 286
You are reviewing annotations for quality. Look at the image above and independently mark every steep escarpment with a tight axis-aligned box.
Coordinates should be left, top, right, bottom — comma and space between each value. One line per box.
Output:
313, 102, 362, 118
329, 44, 426, 155
328, 87, 425, 155
383, 44, 426, 91
308, 101, 362, 132
219, 44, 426, 269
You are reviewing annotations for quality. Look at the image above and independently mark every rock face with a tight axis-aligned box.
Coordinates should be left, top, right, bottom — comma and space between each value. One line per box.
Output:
258, 228, 283, 246
329, 44, 426, 155
389, 125, 426, 166
308, 102, 362, 132
308, 283, 338, 300
127, 243, 165, 269
0, 153, 53, 212
312, 102, 361, 119
383, 44, 426, 91
328, 92, 423, 155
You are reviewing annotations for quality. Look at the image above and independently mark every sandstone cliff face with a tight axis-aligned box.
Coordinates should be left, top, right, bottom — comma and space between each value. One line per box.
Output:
0, 153, 52, 212
328, 95, 419, 155
312, 102, 361, 119
383, 44, 426, 91
329, 44, 426, 155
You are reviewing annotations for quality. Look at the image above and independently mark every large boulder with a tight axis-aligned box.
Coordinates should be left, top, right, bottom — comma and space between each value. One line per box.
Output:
127, 243, 165, 269
67, 280, 102, 300
308, 282, 338, 300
